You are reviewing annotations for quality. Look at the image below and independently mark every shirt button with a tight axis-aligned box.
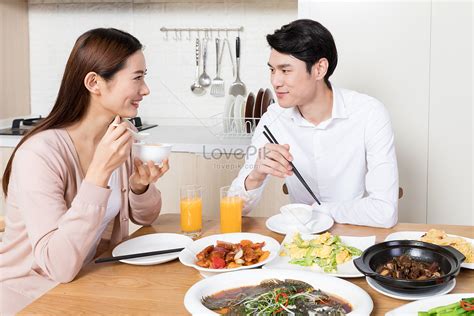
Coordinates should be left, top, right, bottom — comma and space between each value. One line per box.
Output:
121, 188, 126, 192
121, 217, 128, 221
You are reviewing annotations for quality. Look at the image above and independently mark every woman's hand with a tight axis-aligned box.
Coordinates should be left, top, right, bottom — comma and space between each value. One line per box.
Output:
129, 158, 170, 194
245, 143, 293, 190
85, 116, 132, 187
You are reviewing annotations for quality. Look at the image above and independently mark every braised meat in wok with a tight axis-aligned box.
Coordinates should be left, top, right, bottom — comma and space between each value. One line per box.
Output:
376, 254, 443, 280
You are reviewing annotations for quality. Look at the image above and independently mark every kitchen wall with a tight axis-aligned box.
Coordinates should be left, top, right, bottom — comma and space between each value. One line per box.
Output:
28, 0, 297, 125
299, 0, 473, 225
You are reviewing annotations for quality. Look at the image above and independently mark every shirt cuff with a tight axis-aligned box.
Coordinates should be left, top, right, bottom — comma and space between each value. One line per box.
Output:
129, 184, 160, 205
235, 174, 267, 215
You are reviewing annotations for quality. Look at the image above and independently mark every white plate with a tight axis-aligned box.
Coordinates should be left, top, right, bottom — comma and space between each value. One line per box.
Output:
178, 232, 280, 278
386, 293, 474, 315
223, 95, 235, 133
238, 94, 247, 134
232, 95, 245, 133
385, 231, 474, 269
112, 233, 193, 265
263, 234, 376, 278
366, 276, 456, 301
266, 212, 334, 235
184, 269, 374, 315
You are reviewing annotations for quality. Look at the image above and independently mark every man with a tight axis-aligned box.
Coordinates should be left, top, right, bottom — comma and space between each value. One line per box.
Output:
230, 19, 399, 228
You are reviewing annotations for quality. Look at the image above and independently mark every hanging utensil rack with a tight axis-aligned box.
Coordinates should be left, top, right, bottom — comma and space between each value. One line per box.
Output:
160, 26, 244, 40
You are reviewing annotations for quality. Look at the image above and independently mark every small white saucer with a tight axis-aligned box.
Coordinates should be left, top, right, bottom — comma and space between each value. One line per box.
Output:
112, 233, 193, 266
265, 212, 334, 235
366, 277, 456, 301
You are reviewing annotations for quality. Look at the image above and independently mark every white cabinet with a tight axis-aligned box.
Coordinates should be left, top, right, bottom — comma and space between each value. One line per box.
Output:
427, 2, 473, 225
0, 0, 30, 120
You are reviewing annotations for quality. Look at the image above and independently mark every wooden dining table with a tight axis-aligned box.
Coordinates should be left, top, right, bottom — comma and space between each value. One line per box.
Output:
20, 214, 474, 315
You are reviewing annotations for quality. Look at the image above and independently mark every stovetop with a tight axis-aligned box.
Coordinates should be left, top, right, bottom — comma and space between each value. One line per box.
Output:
0, 116, 157, 136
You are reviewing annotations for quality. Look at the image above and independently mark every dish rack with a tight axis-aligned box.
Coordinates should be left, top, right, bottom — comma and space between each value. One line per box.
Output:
203, 113, 258, 138
199, 89, 274, 139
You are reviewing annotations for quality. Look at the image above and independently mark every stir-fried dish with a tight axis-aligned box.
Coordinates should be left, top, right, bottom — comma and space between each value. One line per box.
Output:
281, 233, 362, 273
418, 297, 474, 315
195, 240, 270, 269
377, 254, 443, 280
420, 229, 474, 263
202, 279, 351, 315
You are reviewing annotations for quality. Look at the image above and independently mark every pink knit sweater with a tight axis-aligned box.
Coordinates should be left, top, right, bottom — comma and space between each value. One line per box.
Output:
0, 129, 162, 314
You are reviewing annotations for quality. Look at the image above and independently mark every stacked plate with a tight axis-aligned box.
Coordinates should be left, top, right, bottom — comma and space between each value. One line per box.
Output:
252, 88, 274, 129
222, 88, 274, 135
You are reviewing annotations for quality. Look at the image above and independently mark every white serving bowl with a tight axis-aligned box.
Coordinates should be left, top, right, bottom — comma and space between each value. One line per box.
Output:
280, 203, 313, 225
132, 142, 172, 164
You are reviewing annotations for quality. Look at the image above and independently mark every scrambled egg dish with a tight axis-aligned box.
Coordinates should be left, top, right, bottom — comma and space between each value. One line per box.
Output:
281, 232, 361, 272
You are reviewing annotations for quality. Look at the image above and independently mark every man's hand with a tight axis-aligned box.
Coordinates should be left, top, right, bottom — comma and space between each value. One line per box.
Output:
245, 143, 293, 190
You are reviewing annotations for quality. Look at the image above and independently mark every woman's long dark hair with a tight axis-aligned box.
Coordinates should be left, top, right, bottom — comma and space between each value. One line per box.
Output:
2, 28, 142, 196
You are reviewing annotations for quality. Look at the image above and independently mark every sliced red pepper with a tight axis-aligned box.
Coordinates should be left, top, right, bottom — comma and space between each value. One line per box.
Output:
274, 292, 289, 313
210, 257, 226, 269
461, 300, 474, 311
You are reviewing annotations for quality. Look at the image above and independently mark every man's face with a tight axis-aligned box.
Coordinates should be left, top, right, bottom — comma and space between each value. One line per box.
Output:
268, 49, 318, 108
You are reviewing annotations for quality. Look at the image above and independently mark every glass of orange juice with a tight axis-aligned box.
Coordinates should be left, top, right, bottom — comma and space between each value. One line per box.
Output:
180, 185, 203, 238
220, 186, 243, 233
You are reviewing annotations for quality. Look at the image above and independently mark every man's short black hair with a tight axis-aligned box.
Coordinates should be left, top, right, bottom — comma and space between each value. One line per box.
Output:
266, 19, 338, 88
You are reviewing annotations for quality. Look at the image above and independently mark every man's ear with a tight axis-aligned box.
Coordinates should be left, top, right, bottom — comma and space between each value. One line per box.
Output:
84, 72, 101, 95
311, 58, 329, 81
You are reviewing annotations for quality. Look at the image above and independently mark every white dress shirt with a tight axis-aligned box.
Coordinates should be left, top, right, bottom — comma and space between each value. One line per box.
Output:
231, 86, 399, 228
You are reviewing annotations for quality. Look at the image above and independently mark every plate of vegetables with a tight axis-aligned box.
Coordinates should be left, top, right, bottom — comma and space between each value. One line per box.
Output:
179, 233, 280, 277
263, 232, 375, 278
386, 293, 474, 315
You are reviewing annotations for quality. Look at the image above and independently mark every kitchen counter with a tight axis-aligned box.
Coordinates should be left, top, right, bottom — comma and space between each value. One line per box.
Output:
0, 125, 253, 154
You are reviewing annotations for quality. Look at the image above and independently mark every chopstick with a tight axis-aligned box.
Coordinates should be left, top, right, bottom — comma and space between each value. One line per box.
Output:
94, 247, 184, 264
263, 125, 321, 205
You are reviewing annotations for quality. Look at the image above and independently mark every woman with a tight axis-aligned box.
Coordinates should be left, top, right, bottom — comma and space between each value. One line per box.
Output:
0, 28, 169, 314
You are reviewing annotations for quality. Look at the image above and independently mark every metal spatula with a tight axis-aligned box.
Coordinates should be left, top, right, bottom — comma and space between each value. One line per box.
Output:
210, 38, 225, 97
228, 36, 246, 97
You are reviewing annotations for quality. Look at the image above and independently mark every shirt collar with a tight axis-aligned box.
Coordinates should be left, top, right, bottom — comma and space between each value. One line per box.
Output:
287, 86, 348, 127
332, 86, 349, 119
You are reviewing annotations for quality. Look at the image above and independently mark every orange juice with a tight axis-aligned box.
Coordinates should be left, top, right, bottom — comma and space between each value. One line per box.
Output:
180, 198, 202, 233
220, 196, 242, 233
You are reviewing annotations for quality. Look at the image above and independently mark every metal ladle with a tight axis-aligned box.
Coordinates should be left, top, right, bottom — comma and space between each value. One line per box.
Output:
198, 38, 211, 88
190, 38, 206, 96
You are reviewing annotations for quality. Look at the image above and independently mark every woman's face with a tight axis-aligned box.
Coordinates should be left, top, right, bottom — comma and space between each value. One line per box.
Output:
99, 50, 150, 118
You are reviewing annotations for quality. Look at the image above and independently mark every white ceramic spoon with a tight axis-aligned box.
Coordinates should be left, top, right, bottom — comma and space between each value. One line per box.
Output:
286, 210, 312, 234
111, 123, 149, 141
